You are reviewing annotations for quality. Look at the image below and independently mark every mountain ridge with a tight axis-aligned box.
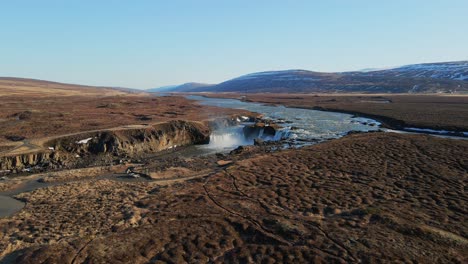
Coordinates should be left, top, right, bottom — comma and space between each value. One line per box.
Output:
148, 82, 214, 92
162, 61, 468, 94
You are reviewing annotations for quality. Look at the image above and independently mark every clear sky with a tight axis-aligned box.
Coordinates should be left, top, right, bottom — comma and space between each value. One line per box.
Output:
1, 0, 467, 89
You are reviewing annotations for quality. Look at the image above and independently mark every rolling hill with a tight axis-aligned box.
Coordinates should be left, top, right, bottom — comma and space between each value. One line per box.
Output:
0, 77, 141, 97
358, 61, 468, 80
148, 82, 214, 93
163, 61, 468, 94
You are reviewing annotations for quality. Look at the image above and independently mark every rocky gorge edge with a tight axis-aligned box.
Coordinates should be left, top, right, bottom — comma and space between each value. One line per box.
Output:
0, 120, 211, 172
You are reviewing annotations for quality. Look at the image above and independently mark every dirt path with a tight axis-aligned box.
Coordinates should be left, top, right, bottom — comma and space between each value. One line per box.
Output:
0, 140, 42, 156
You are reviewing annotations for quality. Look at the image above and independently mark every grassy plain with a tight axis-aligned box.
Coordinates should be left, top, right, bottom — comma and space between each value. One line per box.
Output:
0, 81, 467, 263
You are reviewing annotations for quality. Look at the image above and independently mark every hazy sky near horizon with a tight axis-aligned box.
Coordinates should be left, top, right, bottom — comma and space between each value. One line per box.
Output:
1, 1, 467, 89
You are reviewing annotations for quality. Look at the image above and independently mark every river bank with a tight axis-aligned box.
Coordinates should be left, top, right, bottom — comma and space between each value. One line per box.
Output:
196, 93, 468, 135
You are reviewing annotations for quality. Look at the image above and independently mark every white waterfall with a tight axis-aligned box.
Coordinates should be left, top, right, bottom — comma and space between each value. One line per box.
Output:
203, 125, 296, 151
204, 126, 251, 150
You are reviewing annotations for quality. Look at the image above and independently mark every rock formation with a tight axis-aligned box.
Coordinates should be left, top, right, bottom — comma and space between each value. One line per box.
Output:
0, 120, 210, 171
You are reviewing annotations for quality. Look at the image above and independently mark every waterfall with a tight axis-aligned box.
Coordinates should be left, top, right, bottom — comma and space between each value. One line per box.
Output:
204, 126, 251, 150
204, 125, 295, 151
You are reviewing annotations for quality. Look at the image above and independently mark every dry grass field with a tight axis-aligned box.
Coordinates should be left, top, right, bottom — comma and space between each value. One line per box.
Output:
0, 79, 467, 263
0, 78, 251, 155
1, 133, 466, 263
0, 77, 131, 97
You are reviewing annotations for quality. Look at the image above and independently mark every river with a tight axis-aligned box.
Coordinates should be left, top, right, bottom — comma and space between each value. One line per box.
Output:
187, 95, 381, 151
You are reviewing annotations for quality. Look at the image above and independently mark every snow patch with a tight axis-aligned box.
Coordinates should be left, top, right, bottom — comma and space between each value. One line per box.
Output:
402, 128, 468, 138
232, 70, 312, 81
404, 127, 449, 134
76, 137, 93, 144
386, 61, 468, 80
358, 66, 399, 72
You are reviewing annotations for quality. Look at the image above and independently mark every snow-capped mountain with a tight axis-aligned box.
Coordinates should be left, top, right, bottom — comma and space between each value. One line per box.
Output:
231, 70, 324, 82
160, 61, 468, 94
361, 61, 468, 81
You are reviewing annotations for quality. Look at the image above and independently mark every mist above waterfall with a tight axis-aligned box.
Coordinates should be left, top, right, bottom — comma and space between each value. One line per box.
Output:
202, 124, 294, 151
202, 126, 251, 150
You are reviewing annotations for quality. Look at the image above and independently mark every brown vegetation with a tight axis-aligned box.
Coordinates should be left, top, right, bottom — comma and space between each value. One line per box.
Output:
1, 79, 467, 263
0, 95, 249, 146
0, 79, 251, 157
0, 77, 131, 97
1, 133, 466, 263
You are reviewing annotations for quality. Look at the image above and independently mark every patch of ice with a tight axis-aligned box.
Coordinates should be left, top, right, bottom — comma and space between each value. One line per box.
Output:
404, 127, 450, 134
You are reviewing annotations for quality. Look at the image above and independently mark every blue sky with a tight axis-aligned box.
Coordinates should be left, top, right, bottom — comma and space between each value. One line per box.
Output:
1, 0, 467, 88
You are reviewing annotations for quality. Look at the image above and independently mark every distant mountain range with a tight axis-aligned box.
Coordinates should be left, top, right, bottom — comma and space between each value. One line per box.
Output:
147, 82, 214, 92
359, 61, 468, 80
149, 61, 468, 93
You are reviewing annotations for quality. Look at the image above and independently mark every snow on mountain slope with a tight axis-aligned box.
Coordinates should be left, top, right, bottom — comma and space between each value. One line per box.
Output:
151, 61, 468, 94
365, 61, 468, 81
232, 70, 323, 81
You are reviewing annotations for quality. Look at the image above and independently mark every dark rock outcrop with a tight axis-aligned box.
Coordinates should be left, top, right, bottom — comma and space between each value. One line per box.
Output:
243, 122, 279, 139
253, 138, 265, 146
0, 120, 210, 171
49, 120, 210, 156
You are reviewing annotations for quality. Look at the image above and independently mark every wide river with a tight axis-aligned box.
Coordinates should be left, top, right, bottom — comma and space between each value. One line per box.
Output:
187, 95, 381, 151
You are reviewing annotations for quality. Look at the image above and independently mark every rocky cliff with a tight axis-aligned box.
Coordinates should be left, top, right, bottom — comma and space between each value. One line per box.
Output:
0, 120, 210, 171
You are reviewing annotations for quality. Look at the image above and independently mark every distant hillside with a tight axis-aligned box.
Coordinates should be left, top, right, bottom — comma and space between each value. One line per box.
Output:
169, 61, 468, 94
358, 61, 468, 80
0, 77, 140, 97
147, 85, 179, 92
148, 82, 214, 93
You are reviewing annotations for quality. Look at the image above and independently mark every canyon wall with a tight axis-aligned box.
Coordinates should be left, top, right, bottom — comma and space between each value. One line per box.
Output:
0, 120, 210, 171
